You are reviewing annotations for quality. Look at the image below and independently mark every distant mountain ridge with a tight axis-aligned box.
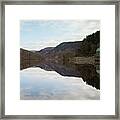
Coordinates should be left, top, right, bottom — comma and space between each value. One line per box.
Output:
21, 31, 100, 64
37, 47, 54, 55
35, 31, 100, 62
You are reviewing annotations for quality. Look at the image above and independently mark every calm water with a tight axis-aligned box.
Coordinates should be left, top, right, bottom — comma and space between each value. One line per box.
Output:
20, 66, 100, 100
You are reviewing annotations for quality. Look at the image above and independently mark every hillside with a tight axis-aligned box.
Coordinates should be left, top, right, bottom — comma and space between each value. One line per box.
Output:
20, 31, 100, 66
20, 48, 42, 70
36, 31, 100, 63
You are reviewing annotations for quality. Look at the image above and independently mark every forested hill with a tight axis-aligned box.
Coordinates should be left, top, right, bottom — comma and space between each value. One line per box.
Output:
21, 31, 100, 64
37, 31, 100, 58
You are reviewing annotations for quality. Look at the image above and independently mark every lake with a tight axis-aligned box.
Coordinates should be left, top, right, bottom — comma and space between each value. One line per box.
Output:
20, 63, 100, 100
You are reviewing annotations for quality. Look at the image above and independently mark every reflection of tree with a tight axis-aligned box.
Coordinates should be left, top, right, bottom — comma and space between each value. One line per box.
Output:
20, 48, 43, 70
21, 58, 100, 90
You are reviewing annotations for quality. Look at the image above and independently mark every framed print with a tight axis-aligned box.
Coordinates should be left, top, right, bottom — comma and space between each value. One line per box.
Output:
0, 0, 119, 119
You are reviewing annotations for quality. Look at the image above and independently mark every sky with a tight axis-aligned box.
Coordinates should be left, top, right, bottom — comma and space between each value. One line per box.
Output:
20, 20, 100, 50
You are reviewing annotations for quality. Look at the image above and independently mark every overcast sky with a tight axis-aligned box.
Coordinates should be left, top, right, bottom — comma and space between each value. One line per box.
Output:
20, 20, 100, 50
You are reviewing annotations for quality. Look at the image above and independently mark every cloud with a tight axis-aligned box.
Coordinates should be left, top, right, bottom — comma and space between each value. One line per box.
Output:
23, 28, 33, 32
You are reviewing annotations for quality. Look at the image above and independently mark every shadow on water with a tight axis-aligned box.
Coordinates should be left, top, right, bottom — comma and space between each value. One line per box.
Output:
20, 59, 100, 90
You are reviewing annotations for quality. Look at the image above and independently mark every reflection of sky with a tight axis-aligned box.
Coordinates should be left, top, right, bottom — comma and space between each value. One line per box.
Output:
20, 67, 100, 100
20, 20, 100, 50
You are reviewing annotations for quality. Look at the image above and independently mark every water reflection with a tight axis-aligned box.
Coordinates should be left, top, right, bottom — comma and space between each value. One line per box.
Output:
21, 61, 100, 90
21, 67, 100, 100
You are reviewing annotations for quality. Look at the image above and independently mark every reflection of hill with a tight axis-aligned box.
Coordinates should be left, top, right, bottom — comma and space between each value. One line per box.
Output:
21, 60, 100, 89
